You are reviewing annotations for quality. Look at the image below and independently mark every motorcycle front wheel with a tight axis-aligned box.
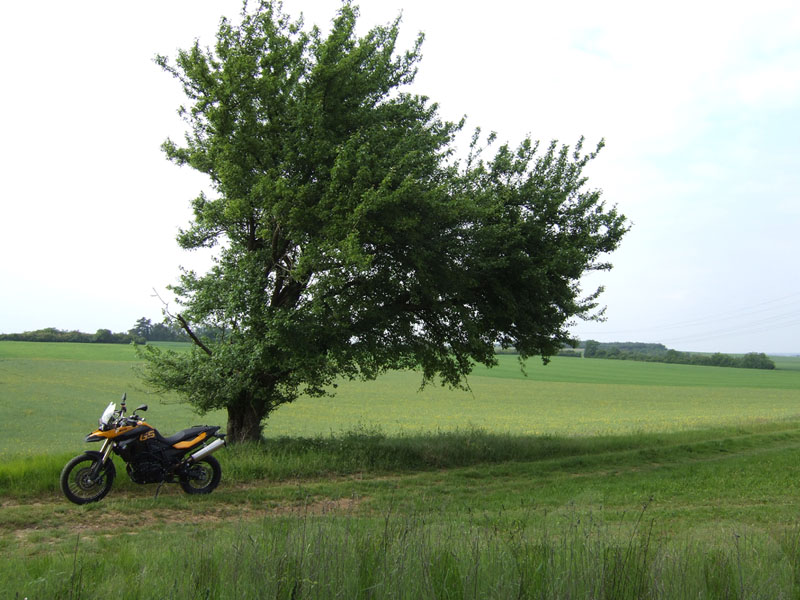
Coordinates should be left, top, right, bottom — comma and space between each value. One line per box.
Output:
60, 453, 115, 505
179, 456, 221, 495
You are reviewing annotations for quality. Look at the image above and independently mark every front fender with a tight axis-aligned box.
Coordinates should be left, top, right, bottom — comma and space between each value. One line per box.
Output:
84, 450, 116, 479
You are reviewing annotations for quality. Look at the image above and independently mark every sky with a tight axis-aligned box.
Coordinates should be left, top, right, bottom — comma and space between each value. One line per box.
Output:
1, 0, 798, 354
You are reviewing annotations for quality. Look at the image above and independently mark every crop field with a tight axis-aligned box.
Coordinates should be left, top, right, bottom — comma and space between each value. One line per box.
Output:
3, 341, 800, 598
2, 341, 800, 455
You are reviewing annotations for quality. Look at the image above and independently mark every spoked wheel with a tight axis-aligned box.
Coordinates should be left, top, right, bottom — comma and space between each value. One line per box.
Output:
60, 453, 115, 505
179, 456, 221, 495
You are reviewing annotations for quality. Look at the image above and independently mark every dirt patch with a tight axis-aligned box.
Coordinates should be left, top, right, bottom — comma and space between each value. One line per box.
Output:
5, 493, 367, 546
267, 496, 362, 516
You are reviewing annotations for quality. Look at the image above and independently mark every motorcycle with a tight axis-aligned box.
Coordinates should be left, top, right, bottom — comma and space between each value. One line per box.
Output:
60, 393, 226, 504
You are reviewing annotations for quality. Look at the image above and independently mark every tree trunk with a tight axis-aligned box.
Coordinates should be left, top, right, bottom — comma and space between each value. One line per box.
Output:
226, 400, 266, 443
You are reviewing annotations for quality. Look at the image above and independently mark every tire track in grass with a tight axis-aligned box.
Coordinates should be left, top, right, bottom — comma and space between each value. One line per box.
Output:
5, 426, 800, 542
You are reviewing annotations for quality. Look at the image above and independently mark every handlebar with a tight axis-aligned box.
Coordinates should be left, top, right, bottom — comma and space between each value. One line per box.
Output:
108, 413, 140, 428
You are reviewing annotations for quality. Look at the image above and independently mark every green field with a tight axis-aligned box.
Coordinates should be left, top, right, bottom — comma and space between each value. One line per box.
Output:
4, 341, 800, 598
2, 341, 800, 455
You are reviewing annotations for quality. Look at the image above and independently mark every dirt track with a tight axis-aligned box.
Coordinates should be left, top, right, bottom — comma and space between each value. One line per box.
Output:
2, 483, 366, 546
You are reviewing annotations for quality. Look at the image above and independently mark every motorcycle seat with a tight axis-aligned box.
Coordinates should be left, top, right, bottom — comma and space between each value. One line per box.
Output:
161, 426, 220, 447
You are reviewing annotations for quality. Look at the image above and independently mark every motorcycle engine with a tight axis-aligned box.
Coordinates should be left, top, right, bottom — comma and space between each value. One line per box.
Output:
118, 437, 171, 484
126, 459, 168, 484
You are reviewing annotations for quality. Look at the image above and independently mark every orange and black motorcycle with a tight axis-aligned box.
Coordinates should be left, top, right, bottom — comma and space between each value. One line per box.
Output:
60, 394, 226, 504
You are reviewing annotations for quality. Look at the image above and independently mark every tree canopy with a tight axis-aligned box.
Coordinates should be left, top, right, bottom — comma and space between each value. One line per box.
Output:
139, 0, 628, 442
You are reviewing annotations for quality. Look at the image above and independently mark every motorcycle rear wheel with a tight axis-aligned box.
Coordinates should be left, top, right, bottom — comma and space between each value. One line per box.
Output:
60, 453, 115, 505
179, 456, 221, 494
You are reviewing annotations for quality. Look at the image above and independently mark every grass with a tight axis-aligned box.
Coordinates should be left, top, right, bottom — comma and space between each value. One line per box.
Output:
772, 355, 800, 371
3, 341, 800, 455
6, 419, 800, 597
4, 341, 800, 597
7, 418, 800, 501
9, 508, 800, 599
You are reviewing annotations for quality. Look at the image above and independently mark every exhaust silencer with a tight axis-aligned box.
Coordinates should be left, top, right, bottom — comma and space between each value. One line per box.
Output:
189, 437, 226, 463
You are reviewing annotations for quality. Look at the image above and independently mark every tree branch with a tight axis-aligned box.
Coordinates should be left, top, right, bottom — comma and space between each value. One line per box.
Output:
152, 287, 214, 356
177, 313, 213, 356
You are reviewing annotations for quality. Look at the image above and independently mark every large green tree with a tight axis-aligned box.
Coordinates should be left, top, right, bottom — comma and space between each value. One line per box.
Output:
140, 0, 628, 442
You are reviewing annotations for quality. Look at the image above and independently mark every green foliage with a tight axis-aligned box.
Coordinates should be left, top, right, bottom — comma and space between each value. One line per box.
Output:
129, 317, 188, 342
0, 327, 144, 345
583, 340, 776, 370
739, 352, 777, 370
144, 0, 627, 441
129, 316, 153, 339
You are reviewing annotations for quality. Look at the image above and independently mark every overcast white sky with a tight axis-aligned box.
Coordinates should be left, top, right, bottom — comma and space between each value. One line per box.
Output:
1, 0, 798, 353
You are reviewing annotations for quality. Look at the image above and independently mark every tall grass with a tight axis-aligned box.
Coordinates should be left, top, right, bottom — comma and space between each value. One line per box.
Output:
5, 421, 800, 499
6, 504, 799, 599
7, 424, 800, 597
210, 419, 800, 484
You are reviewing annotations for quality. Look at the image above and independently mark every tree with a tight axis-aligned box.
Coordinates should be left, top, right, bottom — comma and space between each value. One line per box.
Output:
94, 329, 115, 344
583, 340, 601, 358
129, 317, 153, 340
139, 1, 628, 442
739, 352, 775, 370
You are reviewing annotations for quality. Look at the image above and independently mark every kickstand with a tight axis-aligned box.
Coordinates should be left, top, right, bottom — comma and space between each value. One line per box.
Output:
154, 480, 166, 499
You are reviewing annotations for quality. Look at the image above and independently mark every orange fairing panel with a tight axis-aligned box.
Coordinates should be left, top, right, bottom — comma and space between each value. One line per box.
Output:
91, 425, 136, 439
89, 421, 150, 439
173, 432, 207, 449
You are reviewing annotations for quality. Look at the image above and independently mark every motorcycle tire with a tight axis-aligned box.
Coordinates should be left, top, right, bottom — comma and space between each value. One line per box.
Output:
60, 452, 116, 505
179, 456, 221, 495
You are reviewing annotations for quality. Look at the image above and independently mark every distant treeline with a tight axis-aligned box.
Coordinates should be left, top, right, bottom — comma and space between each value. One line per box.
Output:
578, 341, 775, 370
2, 324, 778, 373
0, 327, 145, 345
0, 317, 222, 346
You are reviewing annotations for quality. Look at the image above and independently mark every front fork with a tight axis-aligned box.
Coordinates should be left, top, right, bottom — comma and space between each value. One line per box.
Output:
90, 439, 114, 479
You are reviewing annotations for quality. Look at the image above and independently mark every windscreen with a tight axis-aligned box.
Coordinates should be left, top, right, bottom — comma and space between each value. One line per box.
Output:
99, 402, 116, 426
